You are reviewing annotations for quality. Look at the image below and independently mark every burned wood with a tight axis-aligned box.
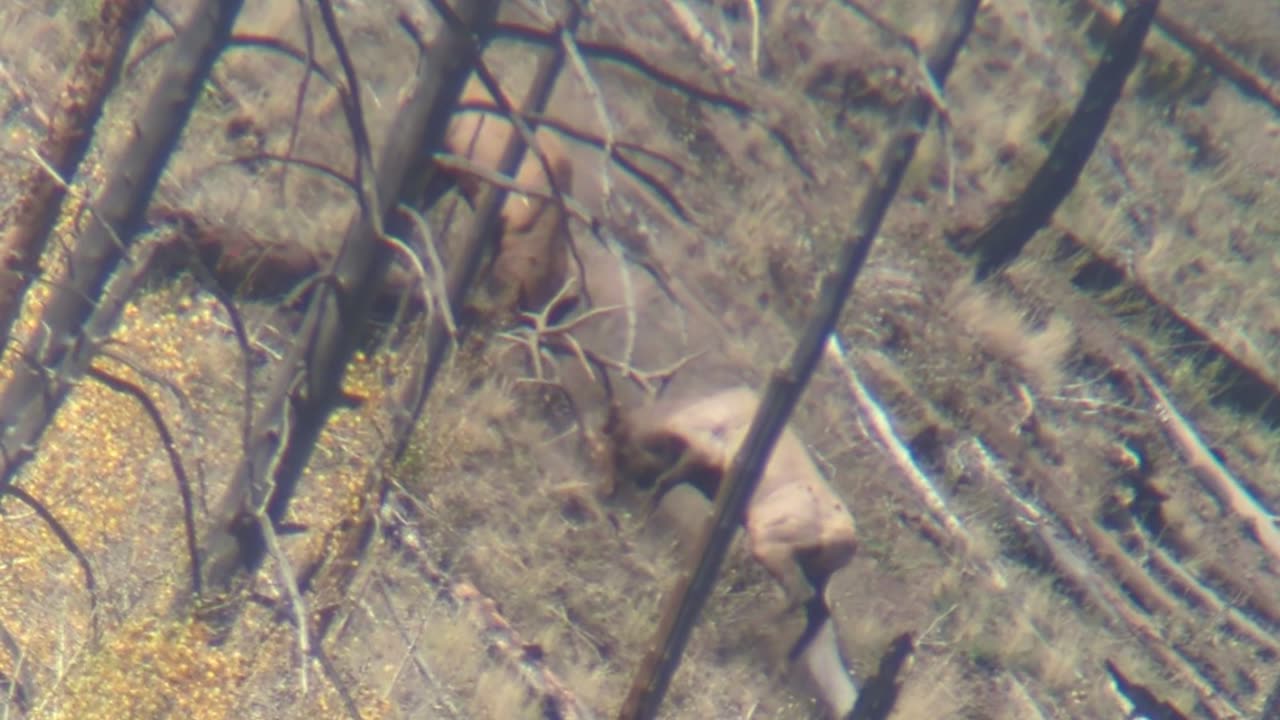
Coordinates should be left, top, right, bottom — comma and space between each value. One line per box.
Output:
956, 438, 1236, 718
0, 0, 150, 368
958, 0, 1157, 280
384, 491, 596, 720
1081, 0, 1280, 116
998, 240, 1280, 604
1052, 229, 1280, 430
194, 0, 502, 609
847, 633, 914, 720
0, 0, 244, 498
1104, 659, 1190, 720
3, 2, 1274, 716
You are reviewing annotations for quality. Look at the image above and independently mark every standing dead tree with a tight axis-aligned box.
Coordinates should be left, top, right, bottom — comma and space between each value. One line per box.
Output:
0, 5, 245, 655
192, 0, 504, 618
0, 0, 150, 358
0, 0, 243, 497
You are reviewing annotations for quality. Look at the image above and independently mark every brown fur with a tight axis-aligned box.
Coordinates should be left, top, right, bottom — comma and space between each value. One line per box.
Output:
608, 387, 861, 717
608, 387, 857, 612
443, 75, 573, 308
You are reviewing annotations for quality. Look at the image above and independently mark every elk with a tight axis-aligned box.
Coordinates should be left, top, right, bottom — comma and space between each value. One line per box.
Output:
608, 386, 861, 718
441, 74, 574, 309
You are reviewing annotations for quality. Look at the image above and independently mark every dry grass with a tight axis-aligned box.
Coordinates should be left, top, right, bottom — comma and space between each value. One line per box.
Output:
2, 1, 1279, 719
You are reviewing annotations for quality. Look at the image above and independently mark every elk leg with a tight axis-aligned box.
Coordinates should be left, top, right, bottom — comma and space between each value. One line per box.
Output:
649, 446, 713, 511
790, 568, 858, 719
789, 592, 832, 661
792, 613, 858, 720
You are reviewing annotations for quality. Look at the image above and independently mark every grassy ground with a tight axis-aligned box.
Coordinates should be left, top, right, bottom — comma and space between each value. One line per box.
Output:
2, 1, 1279, 718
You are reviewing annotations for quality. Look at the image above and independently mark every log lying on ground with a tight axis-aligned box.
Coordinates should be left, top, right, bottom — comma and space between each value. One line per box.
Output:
147, 204, 421, 316
386, 503, 596, 720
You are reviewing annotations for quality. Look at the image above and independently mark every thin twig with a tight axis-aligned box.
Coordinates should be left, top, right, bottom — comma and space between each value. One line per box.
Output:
317, 0, 382, 233
258, 513, 310, 694
284, 0, 318, 196
314, 645, 365, 720
0, 485, 99, 640
396, 203, 459, 341
86, 363, 202, 596
432, 152, 593, 224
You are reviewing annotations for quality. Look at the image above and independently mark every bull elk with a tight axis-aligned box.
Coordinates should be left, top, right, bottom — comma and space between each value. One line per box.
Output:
608, 386, 861, 718
441, 74, 574, 309
443, 71, 861, 720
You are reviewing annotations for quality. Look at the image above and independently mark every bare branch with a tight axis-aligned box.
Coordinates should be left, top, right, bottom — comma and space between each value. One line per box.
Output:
0, 485, 98, 639
194, 0, 505, 616
0, 0, 245, 500
316, 0, 378, 223
284, 0, 319, 196
258, 513, 311, 694
86, 363, 202, 596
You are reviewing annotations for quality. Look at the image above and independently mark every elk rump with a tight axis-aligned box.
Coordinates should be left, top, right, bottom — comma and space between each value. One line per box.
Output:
608, 387, 857, 653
